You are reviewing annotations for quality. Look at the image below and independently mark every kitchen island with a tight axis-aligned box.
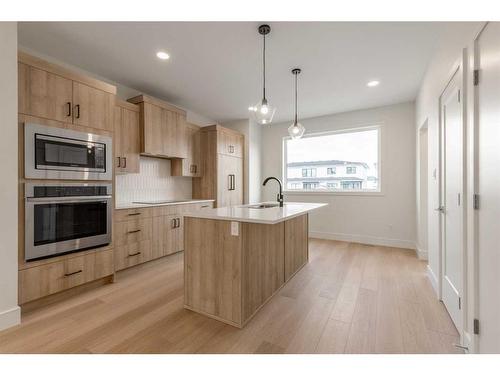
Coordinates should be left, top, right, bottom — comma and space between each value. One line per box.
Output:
183, 202, 327, 328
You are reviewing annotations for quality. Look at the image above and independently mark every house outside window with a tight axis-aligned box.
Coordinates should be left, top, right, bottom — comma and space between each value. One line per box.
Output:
283, 126, 380, 193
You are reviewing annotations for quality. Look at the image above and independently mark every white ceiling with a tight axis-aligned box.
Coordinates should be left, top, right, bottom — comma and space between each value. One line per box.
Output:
18, 22, 449, 123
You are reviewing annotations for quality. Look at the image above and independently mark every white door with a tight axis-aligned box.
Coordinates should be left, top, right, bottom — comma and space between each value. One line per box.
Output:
440, 67, 464, 332
476, 22, 500, 353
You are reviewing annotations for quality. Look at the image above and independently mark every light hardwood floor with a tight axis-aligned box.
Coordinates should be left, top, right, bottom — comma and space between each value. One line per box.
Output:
0, 239, 462, 354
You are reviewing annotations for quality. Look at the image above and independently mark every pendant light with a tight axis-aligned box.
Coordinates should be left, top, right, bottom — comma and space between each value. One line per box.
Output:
288, 68, 305, 139
249, 24, 276, 125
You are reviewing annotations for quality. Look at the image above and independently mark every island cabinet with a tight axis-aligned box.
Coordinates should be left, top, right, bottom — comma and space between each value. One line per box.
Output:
184, 212, 310, 328
114, 99, 141, 173
192, 125, 244, 207
127, 94, 189, 159
18, 52, 116, 132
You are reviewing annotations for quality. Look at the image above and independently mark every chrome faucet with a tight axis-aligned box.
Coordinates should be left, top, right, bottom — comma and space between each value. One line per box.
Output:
263, 177, 284, 207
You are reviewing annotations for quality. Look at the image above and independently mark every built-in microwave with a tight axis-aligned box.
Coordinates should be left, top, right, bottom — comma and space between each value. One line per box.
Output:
24, 123, 112, 180
24, 183, 112, 261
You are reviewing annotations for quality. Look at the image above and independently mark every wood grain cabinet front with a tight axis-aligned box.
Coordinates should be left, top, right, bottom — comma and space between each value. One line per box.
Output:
171, 123, 203, 177
114, 100, 141, 174
18, 54, 116, 132
19, 249, 114, 304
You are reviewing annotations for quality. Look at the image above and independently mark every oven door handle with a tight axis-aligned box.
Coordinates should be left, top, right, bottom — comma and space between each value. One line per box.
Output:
26, 196, 112, 203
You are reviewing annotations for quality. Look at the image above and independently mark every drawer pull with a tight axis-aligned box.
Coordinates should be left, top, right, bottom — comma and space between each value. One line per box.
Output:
128, 212, 141, 216
127, 229, 141, 234
127, 252, 141, 257
64, 270, 83, 277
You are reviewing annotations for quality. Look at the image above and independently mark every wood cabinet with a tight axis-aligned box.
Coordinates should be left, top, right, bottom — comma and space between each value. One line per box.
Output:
19, 249, 113, 304
284, 214, 309, 282
18, 52, 116, 132
192, 125, 244, 208
114, 201, 213, 271
114, 100, 141, 174
127, 94, 188, 159
171, 123, 203, 177
218, 128, 244, 158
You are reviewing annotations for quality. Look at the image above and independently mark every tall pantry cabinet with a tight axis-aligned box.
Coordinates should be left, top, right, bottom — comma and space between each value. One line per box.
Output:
192, 125, 244, 208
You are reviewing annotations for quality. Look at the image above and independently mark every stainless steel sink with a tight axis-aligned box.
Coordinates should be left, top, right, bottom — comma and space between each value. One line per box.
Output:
246, 203, 280, 209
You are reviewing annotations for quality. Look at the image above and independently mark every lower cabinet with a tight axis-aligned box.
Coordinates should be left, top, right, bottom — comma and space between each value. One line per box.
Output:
19, 249, 114, 304
115, 201, 212, 271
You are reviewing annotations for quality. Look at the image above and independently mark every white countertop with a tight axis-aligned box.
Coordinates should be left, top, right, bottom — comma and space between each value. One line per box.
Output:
115, 199, 215, 210
183, 202, 328, 224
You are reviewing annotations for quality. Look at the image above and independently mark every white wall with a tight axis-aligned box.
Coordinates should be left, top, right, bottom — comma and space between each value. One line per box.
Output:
0, 22, 21, 330
415, 21, 484, 351
222, 119, 263, 204
417, 124, 428, 259
262, 101, 416, 249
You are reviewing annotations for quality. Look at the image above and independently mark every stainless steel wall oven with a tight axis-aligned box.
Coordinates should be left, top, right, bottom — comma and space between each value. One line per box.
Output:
25, 183, 112, 261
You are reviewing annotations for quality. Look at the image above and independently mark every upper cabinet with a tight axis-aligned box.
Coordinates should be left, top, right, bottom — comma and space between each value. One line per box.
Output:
114, 100, 141, 174
127, 94, 189, 159
218, 128, 244, 158
171, 123, 203, 177
18, 52, 116, 132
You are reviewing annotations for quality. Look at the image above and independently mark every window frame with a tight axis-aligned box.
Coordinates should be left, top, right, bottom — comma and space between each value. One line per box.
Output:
282, 124, 383, 196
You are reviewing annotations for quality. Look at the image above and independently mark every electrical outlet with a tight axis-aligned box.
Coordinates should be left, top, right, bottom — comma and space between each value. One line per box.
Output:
231, 221, 239, 236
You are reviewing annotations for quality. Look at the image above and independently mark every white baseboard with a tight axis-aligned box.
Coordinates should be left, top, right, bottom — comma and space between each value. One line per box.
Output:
309, 231, 416, 250
0, 306, 20, 331
416, 246, 428, 260
426, 265, 439, 297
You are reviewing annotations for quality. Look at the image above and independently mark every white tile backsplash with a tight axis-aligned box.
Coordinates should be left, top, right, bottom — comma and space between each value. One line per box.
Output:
115, 157, 192, 205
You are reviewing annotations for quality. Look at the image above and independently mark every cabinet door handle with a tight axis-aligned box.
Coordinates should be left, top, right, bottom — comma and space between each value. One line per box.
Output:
194, 165, 197, 174
128, 212, 141, 216
171, 218, 177, 228
66, 102, 72, 117
228, 174, 232, 191
117, 157, 121, 168
127, 251, 141, 257
201, 205, 209, 208
64, 269, 82, 277
75, 104, 80, 119
127, 229, 141, 234
123, 157, 127, 168
176, 218, 181, 228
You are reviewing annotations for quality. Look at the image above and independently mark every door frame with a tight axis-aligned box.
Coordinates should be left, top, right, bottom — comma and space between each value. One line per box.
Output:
438, 52, 467, 342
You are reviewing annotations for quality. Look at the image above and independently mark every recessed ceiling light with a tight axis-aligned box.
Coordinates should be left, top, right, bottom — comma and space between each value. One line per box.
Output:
156, 51, 170, 60
367, 80, 380, 87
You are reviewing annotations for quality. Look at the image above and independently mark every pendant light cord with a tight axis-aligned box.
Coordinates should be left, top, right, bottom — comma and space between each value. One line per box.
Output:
294, 72, 298, 125
263, 33, 266, 101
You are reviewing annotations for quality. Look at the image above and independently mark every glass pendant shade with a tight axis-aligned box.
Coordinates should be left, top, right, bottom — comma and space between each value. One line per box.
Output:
288, 121, 305, 139
249, 99, 276, 125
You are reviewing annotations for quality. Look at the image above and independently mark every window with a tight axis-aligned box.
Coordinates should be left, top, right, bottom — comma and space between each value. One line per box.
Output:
283, 126, 380, 192
303, 182, 319, 190
301, 168, 316, 177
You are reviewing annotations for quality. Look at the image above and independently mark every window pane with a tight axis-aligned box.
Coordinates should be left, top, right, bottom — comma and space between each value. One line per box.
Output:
284, 128, 379, 192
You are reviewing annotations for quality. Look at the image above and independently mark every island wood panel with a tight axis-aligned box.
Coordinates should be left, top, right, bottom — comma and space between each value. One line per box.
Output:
284, 214, 309, 282
184, 217, 242, 326
241, 221, 285, 323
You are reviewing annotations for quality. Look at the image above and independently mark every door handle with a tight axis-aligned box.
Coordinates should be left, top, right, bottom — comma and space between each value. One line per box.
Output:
64, 269, 83, 277
171, 218, 177, 228
228, 174, 232, 191
66, 102, 72, 117
123, 157, 127, 168
176, 218, 180, 228
75, 104, 80, 119
117, 157, 121, 168
435, 206, 445, 213
232, 174, 236, 190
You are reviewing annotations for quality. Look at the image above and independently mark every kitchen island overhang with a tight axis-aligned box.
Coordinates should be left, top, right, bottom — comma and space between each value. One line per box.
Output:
183, 202, 327, 328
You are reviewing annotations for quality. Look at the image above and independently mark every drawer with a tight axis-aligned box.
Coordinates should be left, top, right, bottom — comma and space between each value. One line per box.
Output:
114, 239, 152, 271
115, 207, 152, 222
19, 252, 96, 304
183, 202, 213, 213
115, 217, 152, 246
